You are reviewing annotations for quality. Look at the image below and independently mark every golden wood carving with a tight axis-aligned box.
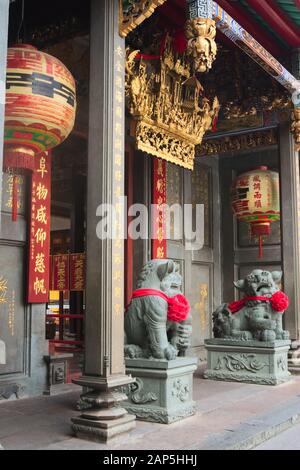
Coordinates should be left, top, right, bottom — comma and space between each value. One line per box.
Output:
194, 283, 208, 333
126, 36, 220, 169
119, 0, 167, 38
196, 129, 278, 157
292, 107, 300, 151
185, 18, 217, 73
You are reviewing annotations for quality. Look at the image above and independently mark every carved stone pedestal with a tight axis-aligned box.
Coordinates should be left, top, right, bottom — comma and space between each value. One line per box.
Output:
71, 376, 136, 443
43, 353, 73, 395
122, 357, 198, 424
204, 339, 291, 385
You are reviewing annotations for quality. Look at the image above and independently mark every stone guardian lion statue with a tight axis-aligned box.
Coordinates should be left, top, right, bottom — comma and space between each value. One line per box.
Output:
124, 259, 192, 360
212, 269, 289, 342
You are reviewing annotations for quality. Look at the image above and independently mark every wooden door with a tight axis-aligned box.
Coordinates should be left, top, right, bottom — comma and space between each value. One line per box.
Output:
166, 156, 221, 360
219, 146, 281, 303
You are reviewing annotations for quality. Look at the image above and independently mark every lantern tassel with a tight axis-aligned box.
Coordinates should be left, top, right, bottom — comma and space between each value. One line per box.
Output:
259, 235, 263, 259
12, 174, 18, 222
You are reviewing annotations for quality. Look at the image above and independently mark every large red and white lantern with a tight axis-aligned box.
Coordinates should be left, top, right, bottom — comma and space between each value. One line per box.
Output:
4, 44, 76, 219
231, 166, 280, 258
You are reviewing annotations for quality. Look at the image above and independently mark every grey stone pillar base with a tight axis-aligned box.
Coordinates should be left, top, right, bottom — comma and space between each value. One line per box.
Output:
204, 339, 291, 385
122, 357, 198, 424
71, 375, 136, 443
288, 343, 300, 375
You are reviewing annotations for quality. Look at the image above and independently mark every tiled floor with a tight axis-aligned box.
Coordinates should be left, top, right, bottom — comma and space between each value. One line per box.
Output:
1, 367, 300, 450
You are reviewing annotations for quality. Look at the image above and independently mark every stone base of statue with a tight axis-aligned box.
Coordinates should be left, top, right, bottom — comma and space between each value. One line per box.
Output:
122, 356, 198, 424
204, 339, 291, 385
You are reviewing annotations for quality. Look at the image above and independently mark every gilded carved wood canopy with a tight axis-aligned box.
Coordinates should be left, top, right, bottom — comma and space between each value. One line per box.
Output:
119, 0, 168, 37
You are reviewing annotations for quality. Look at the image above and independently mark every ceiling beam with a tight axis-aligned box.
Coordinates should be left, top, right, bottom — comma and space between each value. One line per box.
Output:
213, 2, 300, 95
246, 0, 300, 48
215, 0, 286, 56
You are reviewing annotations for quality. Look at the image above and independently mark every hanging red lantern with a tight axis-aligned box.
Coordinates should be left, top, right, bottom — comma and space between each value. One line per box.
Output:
231, 166, 280, 258
4, 44, 76, 220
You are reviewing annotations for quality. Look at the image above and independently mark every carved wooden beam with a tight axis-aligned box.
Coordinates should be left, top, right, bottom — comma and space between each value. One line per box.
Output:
212, 2, 300, 150
212, 2, 300, 97
119, 0, 167, 38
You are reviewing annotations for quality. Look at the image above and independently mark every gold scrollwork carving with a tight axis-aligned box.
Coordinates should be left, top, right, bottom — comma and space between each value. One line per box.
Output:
196, 129, 278, 157
119, 0, 167, 38
292, 106, 300, 151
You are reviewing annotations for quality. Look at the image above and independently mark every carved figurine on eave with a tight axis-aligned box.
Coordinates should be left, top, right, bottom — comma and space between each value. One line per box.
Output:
212, 269, 290, 342
124, 259, 192, 360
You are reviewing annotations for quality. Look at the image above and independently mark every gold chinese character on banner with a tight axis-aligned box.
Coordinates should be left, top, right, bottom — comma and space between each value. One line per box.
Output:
156, 247, 165, 258
36, 205, 47, 224
37, 156, 48, 178
35, 228, 47, 247
34, 277, 47, 295
36, 183, 48, 200
34, 253, 46, 273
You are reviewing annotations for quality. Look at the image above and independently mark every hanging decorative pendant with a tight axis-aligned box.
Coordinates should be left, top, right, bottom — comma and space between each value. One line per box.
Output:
231, 166, 280, 258
4, 44, 76, 220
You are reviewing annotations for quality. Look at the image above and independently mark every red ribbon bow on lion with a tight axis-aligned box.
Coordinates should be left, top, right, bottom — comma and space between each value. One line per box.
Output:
228, 290, 289, 314
129, 288, 190, 323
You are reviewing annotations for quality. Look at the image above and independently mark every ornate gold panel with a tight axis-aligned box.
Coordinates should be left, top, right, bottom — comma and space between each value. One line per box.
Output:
119, 0, 167, 38
126, 36, 219, 169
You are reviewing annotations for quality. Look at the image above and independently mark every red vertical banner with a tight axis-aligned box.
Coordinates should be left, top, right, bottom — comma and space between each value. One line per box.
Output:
69, 253, 86, 291
52, 255, 70, 291
27, 151, 51, 303
152, 157, 167, 259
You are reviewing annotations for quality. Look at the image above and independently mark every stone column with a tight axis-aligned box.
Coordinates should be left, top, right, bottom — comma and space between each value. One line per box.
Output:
279, 123, 300, 371
71, 0, 136, 442
0, 0, 9, 452
0, 0, 9, 216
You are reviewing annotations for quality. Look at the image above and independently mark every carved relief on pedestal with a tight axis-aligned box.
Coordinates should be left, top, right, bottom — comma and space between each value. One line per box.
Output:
121, 378, 158, 404
277, 356, 287, 371
214, 354, 267, 374
172, 379, 190, 402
